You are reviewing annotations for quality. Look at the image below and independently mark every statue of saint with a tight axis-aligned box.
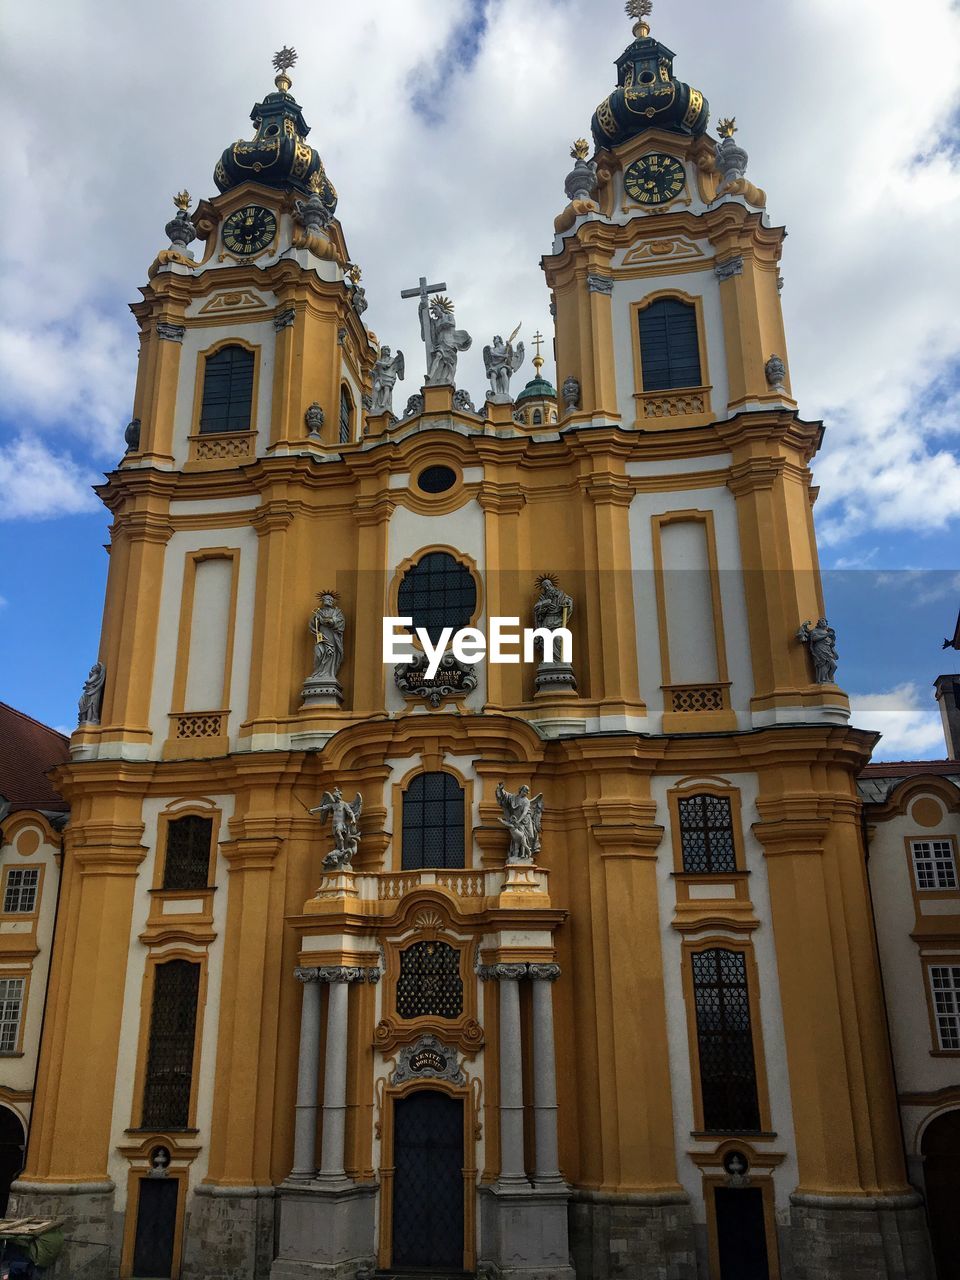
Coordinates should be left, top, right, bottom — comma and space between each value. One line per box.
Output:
483, 329, 524, 399
310, 787, 363, 870
309, 594, 345, 681
533, 577, 573, 663
421, 295, 472, 386
78, 662, 106, 725
495, 782, 544, 863
371, 346, 405, 414
797, 618, 839, 684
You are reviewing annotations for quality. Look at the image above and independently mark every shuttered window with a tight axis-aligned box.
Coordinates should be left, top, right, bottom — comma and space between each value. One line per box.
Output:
142, 961, 201, 1128
691, 949, 761, 1132
402, 772, 466, 870
162, 816, 214, 891
199, 345, 254, 433
638, 298, 702, 391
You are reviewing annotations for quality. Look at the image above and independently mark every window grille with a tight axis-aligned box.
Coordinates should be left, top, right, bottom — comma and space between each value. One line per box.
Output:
691, 949, 761, 1132
396, 941, 463, 1020
142, 960, 201, 1128
402, 772, 466, 870
678, 794, 737, 874
930, 965, 960, 1051
639, 298, 702, 391
532, 409, 543, 424
0, 978, 24, 1053
2, 868, 39, 914
911, 840, 958, 891
162, 816, 214, 891
339, 386, 352, 443
396, 551, 477, 644
199, 345, 254, 434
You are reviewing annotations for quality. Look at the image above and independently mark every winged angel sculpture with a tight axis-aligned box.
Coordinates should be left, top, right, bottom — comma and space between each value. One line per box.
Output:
483, 327, 524, 399
495, 782, 544, 863
310, 787, 363, 870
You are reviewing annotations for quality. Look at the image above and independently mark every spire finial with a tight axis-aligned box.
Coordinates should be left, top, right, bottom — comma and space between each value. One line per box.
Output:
625, 0, 653, 38
532, 329, 545, 375
272, 45, 298, 92
173, 190, 191, 212
718, 117, 738, 138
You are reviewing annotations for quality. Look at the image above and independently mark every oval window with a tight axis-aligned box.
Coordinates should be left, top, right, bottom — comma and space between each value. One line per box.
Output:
417, 465, 457, 494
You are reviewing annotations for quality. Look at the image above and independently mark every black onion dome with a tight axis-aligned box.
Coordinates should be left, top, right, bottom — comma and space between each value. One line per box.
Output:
591, 28, 709, 150
214, 68, 338, 216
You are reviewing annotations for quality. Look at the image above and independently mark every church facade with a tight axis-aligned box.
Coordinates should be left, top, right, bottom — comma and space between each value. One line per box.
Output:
10, 8, 940, 1280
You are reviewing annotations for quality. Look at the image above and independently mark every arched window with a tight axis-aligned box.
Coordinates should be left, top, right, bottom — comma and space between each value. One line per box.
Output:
402, 771, 465, 870
638, 298, 701, 391
339, 385, 353, 444
532, 409, 543, 424
199, 345, 254, 433
677, 794, 736, 874
397, 551, 476, 644
690, 948, 760, 1132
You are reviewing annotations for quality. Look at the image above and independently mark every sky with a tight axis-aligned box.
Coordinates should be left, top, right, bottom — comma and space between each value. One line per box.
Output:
0, 0, 958, 758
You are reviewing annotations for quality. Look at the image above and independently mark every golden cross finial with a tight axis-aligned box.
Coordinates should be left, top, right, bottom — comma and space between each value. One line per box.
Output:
173, 190, 191, 211
571, 138, 590, 161
532, 329, 545, 372
718, 117, 738, 138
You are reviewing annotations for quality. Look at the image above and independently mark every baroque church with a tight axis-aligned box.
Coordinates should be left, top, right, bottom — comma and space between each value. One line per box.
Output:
7, 4, 949, 1279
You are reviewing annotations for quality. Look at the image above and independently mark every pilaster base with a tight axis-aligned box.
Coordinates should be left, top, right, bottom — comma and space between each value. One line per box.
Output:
270, 1180, 377, 1280
568, 1190, 697, 1280
785, 1192, 935, 1280
300, 677, 344, 708
534, 662, 577, 695
181, 1185, 276, 1280
479, 1181, 576, 1280
8, 1180, 118, 1280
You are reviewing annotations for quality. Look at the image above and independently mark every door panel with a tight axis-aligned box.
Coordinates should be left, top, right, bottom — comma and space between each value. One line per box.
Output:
392, 1091, 464, 1270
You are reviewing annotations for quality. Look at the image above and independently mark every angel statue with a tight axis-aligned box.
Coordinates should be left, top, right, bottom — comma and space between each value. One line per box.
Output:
421, 294, 472, 386
310, 786, 363, 870
796, 618, 839, 685
495, 782, 544, 863
483, 328, 524, 400
371, 345, 405, 414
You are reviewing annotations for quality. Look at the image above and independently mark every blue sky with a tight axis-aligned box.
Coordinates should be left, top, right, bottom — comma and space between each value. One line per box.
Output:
1, 0, 958, 757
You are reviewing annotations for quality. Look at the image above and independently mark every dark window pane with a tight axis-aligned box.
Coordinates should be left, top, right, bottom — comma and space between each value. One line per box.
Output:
199, 345, 254, 433
691, 949, 761, 1132
402, 772, 465, 870
639, 299, 702, 391
678, 794, 736, 874
397, 552, 477, 644
340, 386, 352, 443
163, 816, 214, 891
142, 961, 201, 1128
396, 941, 463, 1019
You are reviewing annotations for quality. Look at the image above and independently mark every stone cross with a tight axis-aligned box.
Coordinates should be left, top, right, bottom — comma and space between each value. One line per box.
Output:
532, 330, 545, 361
400, 276, 448, 307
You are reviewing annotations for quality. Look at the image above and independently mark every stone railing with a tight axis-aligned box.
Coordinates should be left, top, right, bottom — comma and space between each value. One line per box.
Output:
172, 710, 226, 739
636, 386, 711, 421
663, 682, 728, 713
376, 869, 487, 901
188, 429, 256, 464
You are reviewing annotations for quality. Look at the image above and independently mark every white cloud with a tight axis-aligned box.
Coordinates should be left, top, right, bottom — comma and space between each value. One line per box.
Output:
0, 437, 100, 521
0, 0, 957, 543
0, 595, 7, 610
849, 682, 946, 760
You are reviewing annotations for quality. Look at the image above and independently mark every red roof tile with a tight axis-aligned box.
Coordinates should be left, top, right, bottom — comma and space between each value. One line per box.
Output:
859, 759, 959, 779
0, 703, 70, 813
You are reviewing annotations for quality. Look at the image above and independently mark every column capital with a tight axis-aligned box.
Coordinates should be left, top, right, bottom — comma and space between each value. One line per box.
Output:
296, 965, 380, 984
528, 963, 561, 982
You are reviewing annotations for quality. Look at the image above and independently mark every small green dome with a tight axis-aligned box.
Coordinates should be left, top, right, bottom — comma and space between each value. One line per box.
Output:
516, 374, 557, 404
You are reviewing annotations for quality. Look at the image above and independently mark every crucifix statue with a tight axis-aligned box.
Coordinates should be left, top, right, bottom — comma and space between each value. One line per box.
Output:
401, 275, 473, 387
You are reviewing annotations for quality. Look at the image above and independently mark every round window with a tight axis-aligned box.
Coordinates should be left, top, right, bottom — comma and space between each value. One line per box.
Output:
417, 465, 457, 494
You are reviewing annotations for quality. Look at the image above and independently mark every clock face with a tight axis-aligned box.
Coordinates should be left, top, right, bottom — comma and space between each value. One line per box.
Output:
222, 205, 277, 256
623, 154, 686, 206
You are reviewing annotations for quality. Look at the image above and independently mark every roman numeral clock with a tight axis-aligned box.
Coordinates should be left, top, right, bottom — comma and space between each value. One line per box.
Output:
623, 152, 686, 205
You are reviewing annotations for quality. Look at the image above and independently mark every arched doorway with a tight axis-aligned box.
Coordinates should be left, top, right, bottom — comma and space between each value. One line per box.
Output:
922, 1109, 960, 1280
391, 1090, 464, 1270
0, 1107, 26, 1215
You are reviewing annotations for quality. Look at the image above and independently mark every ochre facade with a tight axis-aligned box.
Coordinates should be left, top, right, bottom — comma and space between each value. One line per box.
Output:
12, 15, 939, 1280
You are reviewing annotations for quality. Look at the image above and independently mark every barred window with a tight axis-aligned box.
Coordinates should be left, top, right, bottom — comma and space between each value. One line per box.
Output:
339, 385, 353, 444
199, 345, 254, 434
396, 551, 477, 644
142, 961, 201, 1128
691, 949, 761, 1132
2, 868, 39, 914
930, 966, 960, 1051
678, 794, 737, 874
402, 772, 465, 871
396, 941, 463, 1020
162, 816, 214, 891
911, 840, 958, 892
638, 298, 702, 392
0, 978, 24, 1054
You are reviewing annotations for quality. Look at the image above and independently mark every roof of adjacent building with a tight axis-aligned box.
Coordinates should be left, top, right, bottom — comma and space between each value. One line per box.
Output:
0, 703, 70, 814
857, 758, 960, 804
